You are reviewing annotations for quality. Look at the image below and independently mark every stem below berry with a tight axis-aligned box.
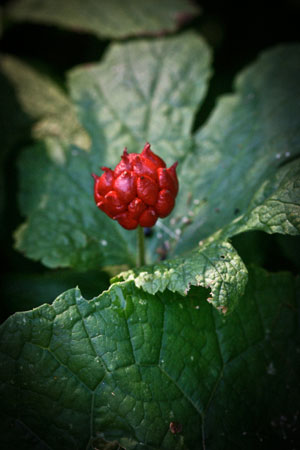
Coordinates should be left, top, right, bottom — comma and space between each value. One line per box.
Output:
137, 225, 145, 267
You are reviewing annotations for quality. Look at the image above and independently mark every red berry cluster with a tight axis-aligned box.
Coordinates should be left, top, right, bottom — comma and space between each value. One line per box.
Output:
92, 143, 178, 230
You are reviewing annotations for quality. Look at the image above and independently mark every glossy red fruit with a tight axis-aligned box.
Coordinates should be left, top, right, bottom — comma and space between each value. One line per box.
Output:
92, 143, 179, 230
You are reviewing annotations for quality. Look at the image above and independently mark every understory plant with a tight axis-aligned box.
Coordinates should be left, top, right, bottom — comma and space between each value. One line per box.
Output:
0, 1, 300, 449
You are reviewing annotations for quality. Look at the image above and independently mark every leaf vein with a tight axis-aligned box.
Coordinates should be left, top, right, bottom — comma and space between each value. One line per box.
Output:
158, 365, 203, 418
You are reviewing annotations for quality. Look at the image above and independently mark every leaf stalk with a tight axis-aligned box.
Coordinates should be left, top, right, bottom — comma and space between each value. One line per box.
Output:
137, 226, 145, 267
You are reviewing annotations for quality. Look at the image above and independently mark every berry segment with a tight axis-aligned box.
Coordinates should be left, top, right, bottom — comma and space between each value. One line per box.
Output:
92, 143, 179, 229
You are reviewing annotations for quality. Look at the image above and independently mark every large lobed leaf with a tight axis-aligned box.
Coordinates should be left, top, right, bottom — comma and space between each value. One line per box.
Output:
14, 32, 212, 268
0, 267, 299, 449
6, 0, 200, 39
173, 44, 300, 254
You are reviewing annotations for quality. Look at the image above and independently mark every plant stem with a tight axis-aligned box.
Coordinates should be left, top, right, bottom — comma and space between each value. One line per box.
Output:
137, 226, 145, 267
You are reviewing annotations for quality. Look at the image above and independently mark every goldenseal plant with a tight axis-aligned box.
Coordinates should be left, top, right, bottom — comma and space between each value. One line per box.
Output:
1, 13, 300, 449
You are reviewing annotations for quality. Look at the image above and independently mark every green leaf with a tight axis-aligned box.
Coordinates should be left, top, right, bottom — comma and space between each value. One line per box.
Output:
68, 31, 211, 162
115, 240, 248, 314
214, 158, 300, 241
173, 44, 300, 254
6, 0, 201, 39
14, 139, 139, 269
0, 267, 299, 449
0, 54, 90, 149
14, 32, 212, 268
